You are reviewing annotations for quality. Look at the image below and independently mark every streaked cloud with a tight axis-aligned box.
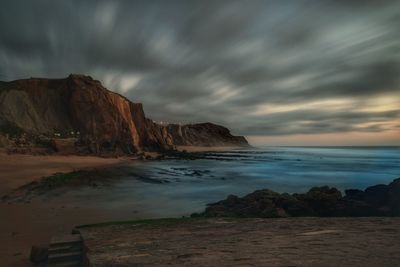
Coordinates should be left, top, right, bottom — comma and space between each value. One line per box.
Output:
0, 0, 399, 143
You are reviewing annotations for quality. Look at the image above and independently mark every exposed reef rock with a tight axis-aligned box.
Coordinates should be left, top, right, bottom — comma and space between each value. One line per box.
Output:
194, 178, 400, 218
0, 74, 248, 154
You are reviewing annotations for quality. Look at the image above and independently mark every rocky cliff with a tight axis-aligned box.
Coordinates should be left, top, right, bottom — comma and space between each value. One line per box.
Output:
166, 123, 248, 147
0, 74, 248, 154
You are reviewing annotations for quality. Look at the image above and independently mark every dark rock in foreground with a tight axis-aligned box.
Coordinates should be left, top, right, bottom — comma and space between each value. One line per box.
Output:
194, 178, 400, 218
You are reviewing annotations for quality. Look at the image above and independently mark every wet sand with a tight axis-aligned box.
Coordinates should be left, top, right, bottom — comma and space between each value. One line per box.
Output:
0, 151, 132, 195
0, 152, 132, 267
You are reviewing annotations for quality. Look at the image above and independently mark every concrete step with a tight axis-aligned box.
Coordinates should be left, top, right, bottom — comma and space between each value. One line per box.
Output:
47, 260, 82, 267
49, 244, 81, 254
50, 234, 81, 247
48, 251, 82, 263
47, 234, 83, 266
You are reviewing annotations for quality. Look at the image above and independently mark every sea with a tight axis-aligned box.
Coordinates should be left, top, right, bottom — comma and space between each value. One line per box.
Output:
71, 146, 400, 218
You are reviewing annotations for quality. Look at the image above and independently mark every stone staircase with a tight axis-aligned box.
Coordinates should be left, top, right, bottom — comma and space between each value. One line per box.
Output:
47, 233, 83, 267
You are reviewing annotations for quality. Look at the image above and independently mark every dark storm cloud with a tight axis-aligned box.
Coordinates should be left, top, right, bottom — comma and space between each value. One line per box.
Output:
0, 0, 399, 136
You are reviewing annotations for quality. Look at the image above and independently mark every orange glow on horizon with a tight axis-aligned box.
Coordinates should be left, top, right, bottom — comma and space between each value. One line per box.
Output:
247, 130, 400, 146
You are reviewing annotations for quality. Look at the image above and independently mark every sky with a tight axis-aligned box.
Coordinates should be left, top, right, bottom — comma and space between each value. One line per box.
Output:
0, 0, 399, 146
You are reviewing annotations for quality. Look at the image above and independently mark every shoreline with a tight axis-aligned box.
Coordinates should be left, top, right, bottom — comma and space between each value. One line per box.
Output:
0, 151, 134, 195
0, 145, 245, 194
1, 147, 399, 266
0, 151, 136, 267
0, 146, 245, 267
175, 145, 248, 153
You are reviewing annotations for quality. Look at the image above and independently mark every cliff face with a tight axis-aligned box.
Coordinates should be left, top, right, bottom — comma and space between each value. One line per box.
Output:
0, 74, 248, 154
166, 123, 248, 147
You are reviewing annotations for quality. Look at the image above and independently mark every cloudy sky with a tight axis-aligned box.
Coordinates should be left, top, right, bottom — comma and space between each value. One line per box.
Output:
1, 0, 399, 145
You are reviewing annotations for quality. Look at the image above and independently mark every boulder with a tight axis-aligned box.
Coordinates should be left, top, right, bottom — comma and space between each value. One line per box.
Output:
364, 184, 389, 207
344, 189, 365, 200
204, 190, 309, 218
242, 189, 290, 217
278, 193, 315, 217
387, 178, 400, 215
335, 199, 384, 217
300, 186, 342, 216
203, 195, 243, 217
197, 178, 400, 218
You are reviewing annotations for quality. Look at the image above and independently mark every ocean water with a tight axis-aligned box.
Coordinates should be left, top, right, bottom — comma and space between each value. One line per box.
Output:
72, 146, 400, 217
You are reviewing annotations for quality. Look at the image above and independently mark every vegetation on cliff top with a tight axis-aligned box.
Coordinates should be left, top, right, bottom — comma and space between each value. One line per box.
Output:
0, 121, 24, 138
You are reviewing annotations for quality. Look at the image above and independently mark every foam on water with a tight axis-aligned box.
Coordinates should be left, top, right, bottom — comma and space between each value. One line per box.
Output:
70, 146, 400, 217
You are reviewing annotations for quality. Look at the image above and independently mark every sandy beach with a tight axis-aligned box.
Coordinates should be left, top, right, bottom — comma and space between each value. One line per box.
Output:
176, 146, 245, 153
0, 151, 132, 195
0, 147, 238, 266
0, 152, 132, 267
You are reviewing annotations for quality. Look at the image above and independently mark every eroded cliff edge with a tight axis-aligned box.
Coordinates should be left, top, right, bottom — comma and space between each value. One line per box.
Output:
0, 74, 249, 154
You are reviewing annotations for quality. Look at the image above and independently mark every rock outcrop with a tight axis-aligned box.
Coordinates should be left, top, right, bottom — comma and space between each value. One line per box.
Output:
166, 123, 249, 147
194, 178, 400, 218
0, 74, 248, 154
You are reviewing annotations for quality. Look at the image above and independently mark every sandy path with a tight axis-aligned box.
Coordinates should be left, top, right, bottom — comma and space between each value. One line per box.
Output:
0, 152, 132, 267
